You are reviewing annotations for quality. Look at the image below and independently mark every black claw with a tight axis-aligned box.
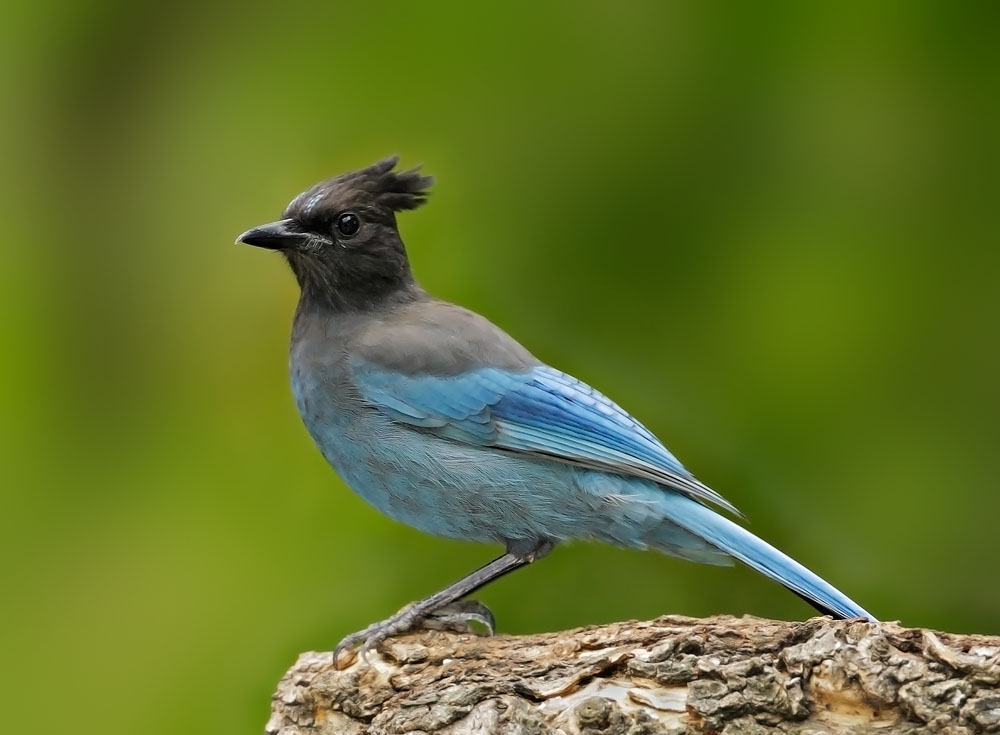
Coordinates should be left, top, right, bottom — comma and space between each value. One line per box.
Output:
420, 599, 496, 635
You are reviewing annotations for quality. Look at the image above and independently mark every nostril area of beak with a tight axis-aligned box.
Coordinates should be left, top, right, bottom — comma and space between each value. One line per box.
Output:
236, 219, 303, 250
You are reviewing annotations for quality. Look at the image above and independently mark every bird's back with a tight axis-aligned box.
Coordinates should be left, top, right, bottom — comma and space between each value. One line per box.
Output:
352, 298, 541, 376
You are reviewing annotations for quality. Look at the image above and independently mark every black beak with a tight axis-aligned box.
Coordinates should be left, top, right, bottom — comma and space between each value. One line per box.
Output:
235, 219, 308, 250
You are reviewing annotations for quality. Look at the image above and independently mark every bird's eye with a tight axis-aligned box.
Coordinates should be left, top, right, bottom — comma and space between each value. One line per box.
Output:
335, 212, 361, 238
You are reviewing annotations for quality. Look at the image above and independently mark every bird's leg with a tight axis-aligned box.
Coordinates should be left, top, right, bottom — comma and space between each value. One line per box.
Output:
333, 540, 553, 667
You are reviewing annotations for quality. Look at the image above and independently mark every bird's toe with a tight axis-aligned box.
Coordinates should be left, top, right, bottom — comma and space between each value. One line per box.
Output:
420, 599, 496, 636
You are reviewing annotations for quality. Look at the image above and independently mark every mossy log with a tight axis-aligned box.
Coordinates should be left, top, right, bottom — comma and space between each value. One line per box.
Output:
267, 614, 1000, 734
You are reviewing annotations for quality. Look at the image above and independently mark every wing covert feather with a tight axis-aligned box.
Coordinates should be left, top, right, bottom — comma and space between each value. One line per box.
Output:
350, 358, 740, 515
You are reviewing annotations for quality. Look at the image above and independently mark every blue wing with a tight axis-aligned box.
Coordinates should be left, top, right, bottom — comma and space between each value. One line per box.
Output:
351, 359, 741, 515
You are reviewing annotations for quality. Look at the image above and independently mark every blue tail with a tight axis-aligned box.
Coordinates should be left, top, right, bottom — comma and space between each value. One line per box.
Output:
659, 493, 876, 621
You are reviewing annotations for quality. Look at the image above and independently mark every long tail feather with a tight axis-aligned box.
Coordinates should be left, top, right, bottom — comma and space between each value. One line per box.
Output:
659, 493, 877, 621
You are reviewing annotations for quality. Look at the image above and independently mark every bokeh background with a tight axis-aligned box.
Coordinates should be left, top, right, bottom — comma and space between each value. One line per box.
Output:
3, 2, 999, 733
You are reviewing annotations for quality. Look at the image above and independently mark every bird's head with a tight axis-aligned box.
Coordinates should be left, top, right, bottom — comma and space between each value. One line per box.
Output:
237, 156, 431, 311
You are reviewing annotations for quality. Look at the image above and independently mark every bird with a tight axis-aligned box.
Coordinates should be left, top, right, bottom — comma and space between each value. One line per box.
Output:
237, 156, 876, 664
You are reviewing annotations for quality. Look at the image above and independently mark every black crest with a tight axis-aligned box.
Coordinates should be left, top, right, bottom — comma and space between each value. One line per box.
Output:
359, 156, 434, 211
285, 156, 433, 223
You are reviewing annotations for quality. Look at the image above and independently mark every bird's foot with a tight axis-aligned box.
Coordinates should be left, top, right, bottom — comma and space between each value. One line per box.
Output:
332, 599, 496, 669
333, 616, 412, 669
420, 599, 496, 635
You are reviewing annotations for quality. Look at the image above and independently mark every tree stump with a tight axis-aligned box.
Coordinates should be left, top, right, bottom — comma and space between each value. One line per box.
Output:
266, 614, 1000, 734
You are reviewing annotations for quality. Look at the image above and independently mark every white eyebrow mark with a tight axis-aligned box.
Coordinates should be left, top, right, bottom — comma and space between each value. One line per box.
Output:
303, 190, 326, 217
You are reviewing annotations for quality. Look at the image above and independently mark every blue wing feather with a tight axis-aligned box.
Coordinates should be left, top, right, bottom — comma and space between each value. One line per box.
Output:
350, 359, 741, 515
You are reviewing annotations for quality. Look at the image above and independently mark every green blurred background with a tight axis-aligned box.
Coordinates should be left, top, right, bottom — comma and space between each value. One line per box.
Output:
2, 2, 999, 733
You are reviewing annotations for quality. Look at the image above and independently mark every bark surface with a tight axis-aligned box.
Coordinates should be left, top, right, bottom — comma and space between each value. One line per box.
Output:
267, 615, 1000, 734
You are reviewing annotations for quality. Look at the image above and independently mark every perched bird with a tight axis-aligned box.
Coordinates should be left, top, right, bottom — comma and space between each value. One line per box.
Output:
238, 157, 875, 662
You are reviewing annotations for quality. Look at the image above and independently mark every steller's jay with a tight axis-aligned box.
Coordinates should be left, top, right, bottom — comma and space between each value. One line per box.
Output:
237, 157, 875, 663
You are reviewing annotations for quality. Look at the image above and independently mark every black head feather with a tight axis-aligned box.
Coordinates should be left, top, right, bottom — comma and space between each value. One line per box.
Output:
284, 156, 433, 226
275, 157, 431, 313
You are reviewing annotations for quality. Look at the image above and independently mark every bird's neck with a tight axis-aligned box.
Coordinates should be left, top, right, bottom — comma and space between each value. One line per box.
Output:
288, 253, 421, 315
294, 273, 425, 323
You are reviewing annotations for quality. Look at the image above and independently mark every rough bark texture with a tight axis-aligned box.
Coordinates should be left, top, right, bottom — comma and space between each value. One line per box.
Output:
267, 615, 1000, 735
